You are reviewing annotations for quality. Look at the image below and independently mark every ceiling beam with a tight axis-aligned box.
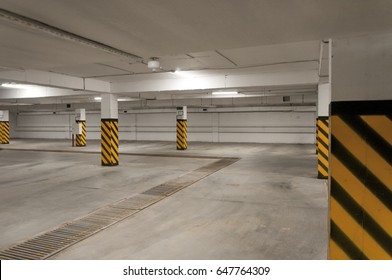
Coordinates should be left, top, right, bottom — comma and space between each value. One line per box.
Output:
0, 69, 110, 92
111, 70, 319, 93
0, 8, 142, 62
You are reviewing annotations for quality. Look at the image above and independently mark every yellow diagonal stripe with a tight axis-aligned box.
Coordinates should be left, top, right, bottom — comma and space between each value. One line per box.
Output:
333, 117, 392, 189
101, 122, 112, 135
318, 142, 328, 158
318, 122, 329, 136
101, 155, 109, 164
318, 131, 329, 147
318, 157, 329, 171
101, 130, 111, 144
330, 198, 390, 259
318, 167, 328, 177
360, 115, 392, 143
101, 145, 111, 161
329, 239, 350, 260
331, 155, 392, 236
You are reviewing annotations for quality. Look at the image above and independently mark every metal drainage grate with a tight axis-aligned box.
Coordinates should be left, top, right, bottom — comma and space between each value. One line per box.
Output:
0, 157, 239, 260
0, 206, 138, 260
195, 158, 238, 173
142, 183, 182, 196
111, 194, 163, 210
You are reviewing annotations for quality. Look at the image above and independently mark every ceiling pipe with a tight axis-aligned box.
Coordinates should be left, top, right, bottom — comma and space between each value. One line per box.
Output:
0, 8, 142, 62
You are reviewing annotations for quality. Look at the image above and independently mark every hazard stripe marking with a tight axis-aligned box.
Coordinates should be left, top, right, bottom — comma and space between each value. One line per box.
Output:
317, 117, 329, 179
0, 121, 10, 144
330, 109, 392, 260
331, 135, 392, 209
101, 119, 119, 166
331, 178, 392, 257
176, 120, 187, 150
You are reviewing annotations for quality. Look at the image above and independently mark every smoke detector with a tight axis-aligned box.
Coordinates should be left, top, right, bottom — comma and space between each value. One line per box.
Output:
147, 58, 160, 71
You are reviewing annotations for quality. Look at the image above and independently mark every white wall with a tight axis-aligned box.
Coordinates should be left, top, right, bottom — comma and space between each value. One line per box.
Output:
11, 112, 73, 139
10, 107, 316, 144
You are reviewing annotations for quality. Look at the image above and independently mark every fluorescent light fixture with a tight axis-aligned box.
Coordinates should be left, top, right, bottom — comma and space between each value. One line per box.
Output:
1, 83, 34, 89
117, 98, 137, 102
94, 97, 102, 101
211, 91, 238, 95
171, 70, 195, 78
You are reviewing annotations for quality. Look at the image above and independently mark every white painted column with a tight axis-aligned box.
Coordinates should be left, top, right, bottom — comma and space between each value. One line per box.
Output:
318, 83, 331, 118
101, 94, 118, 120
0, 110, 9, 122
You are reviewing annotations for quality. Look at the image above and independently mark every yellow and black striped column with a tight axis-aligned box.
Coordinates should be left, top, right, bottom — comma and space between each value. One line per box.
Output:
329, 100, 392, 260
0, 121, 10, 144
176, 120, 187, 150
75, 120, 86, 147
317, 117, 329, 179
101, 119, 119, 166
316, 117, 319, 154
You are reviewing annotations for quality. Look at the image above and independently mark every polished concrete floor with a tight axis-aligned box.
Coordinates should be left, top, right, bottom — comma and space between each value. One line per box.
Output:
0, 139, 328, 259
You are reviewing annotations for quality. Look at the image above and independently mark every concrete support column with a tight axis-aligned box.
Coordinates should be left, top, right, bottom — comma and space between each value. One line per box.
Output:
176, 106, 187, 150
101, 94, 119, 166
75, 109, 86, 147
317, 83, 331, 179
329, 34, 392, 260
0, 110, 10, 144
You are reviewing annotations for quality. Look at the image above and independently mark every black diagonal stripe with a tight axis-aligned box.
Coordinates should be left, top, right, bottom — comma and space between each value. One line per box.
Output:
179, 130, 186, 137
101, 151, 112, 165
340, 115, 392, 165
318, 125, 329, 139
101, 133, 112, 153
330, 220, 368, 260
320, 118, 329, 126
177, 137, 185, 146
387, 115, 392, 121
177, 141, 185, 147
101, 122, 112, 138
101, 141, 112, 156
331, 135, 392, 211
111, 131, 118, 140
111, 145, 118, 156
318, 138, 329, 151
111, 131, 118, 141
318, 172, 327, 179
318, 159, 328, 173
318, 148, 329, 161
111, 134, 119, 148
101, 150, 110, 165
331, 177, 392, 256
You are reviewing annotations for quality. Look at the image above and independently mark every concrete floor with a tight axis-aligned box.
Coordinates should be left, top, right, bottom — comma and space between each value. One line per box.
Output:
0, 139, 328, 259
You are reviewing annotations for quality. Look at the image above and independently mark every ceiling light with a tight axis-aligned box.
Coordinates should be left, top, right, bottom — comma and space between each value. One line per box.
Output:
94, 97, 102, 101
117, 98, 137, 102
147, 58, 160, 72
211, 91, 238, 95
1, 83, 33, 89
171, 70, 196, 78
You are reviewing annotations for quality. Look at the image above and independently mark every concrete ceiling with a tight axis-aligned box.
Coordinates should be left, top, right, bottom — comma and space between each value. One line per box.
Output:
0, 0, 392, 104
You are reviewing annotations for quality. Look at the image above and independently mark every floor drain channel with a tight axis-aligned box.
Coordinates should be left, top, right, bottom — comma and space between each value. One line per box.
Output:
0, 206, 139, 260
0, 157, 239, 260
